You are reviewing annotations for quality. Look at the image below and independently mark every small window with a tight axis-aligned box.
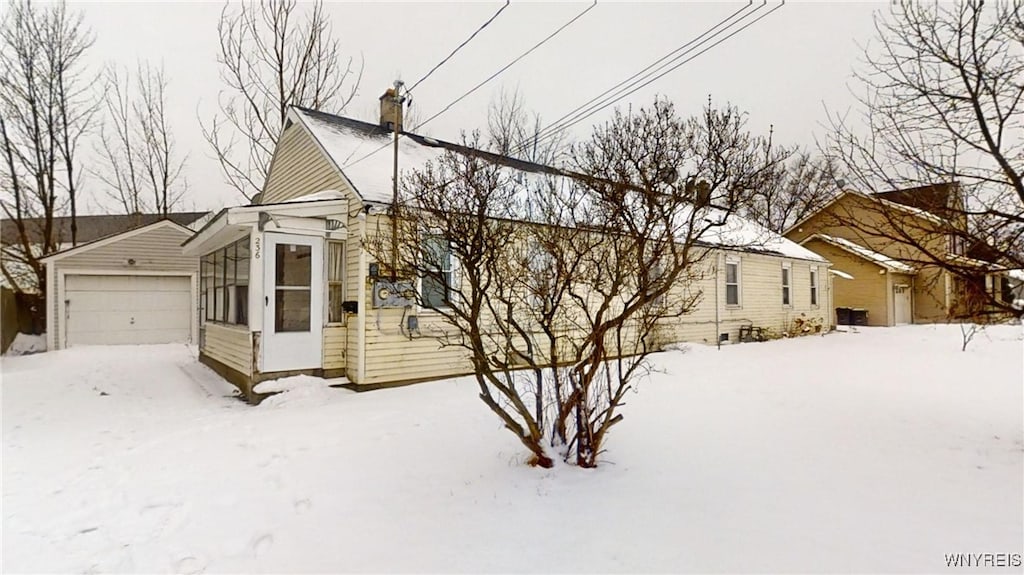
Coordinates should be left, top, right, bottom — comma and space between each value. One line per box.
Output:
327, 241, 345, 323
422, 235, 452, 309
782, 262, 792, 306
810, 266, 818, 307
725, 258, 740, 306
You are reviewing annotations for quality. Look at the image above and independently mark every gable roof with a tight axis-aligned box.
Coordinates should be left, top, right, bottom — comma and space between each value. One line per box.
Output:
288, 107, 826, 263
801, 234, 916, 274
783, 188, 946, 237
39, 219, 195, 263
1, 211, 208, 247
289, 107, 572, 206
874, 182, 962, 218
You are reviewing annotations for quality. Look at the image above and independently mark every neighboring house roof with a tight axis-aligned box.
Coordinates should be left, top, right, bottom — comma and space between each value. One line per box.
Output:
783, 188, 946, 236
0, 212, 208, 247
39, 219, 196, 263
873, 182, 962, 218
802, 234, 916, 274
288, 107, 825, 263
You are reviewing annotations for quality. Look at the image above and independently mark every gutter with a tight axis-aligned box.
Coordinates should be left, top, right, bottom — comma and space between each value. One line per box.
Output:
357, 209, 367, 384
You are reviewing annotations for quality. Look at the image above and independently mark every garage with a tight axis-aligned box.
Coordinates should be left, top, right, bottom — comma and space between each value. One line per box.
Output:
64, 274, 192, 345
42, 219, 201, 350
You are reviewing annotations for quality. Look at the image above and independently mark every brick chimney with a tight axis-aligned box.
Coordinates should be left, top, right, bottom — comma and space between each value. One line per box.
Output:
379, 87, 403, 132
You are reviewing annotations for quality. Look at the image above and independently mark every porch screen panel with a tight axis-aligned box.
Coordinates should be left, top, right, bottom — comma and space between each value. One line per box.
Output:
235, 237, 250, 326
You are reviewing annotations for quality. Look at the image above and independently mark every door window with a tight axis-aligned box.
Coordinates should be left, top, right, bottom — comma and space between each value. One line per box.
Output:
275, 243, 312, 332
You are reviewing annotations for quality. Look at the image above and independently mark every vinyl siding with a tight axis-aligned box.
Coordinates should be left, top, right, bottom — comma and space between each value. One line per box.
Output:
202, 322, 252, 376
260, 122, 351, 204
353, 221, 832, 386
54, 225, 196, 271
802, 238, 890, 326
913, 266, 948, 322
660, 250, 833, 344
50, 224, 198, 349
323, 325, 346, 370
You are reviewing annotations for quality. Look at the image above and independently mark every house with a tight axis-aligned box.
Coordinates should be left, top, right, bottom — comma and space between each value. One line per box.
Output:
31, 213, 209, 350
182, 98, 832, 401
784, 185, 997, 326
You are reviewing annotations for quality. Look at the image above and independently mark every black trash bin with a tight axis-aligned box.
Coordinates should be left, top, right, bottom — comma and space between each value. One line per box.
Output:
850, 308, 868, 326
835, 307, 851, 325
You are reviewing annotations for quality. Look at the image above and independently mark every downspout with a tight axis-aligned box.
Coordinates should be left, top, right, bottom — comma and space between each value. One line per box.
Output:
357, 210, 368, 384
715, 252, 721, 350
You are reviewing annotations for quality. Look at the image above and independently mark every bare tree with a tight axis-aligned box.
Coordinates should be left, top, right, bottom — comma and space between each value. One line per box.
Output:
825, 0, 1024, 317
742, 148, 843, 233
94, 63, 188, 215
0, 0, 95, 301
202, 0, 363, 201
487, 87, 565, 166
369, 98, 782, 467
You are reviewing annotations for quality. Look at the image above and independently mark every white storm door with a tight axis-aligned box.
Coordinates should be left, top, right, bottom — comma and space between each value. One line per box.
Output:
262, 233, 323, 372
894, 285, 912, 325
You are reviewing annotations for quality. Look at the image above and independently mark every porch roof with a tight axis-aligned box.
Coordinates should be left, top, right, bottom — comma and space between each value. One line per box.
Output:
181, 197, 349, 256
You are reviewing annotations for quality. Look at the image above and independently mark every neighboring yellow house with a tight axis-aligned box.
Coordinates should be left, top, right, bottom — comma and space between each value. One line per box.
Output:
183, 101, 832, 401
785, 187, 979, 325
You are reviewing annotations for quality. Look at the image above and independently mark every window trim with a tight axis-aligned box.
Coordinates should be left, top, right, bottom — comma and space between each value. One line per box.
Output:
724, 256, 742, 308
809, 265, 819, 308
782, 261, 792, 307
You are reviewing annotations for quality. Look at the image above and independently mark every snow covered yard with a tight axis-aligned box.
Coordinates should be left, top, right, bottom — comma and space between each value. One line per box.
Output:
2, 325, 1021, 573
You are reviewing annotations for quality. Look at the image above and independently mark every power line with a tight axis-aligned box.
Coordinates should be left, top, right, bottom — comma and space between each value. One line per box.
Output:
525, 1, 758, 148
519, 1, 785, 155
415, 0, 598, 131
406, 1, 511, 96
340, 1, 598, 171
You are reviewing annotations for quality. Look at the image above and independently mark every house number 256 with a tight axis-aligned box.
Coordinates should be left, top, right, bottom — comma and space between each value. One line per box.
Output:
253, 237, 261, 259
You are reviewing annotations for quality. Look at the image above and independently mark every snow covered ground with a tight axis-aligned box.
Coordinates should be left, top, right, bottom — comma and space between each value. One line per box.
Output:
2, 325, 1022, 573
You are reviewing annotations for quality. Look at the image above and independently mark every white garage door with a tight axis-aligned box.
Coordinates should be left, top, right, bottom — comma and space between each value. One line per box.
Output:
65, 274, 192, 346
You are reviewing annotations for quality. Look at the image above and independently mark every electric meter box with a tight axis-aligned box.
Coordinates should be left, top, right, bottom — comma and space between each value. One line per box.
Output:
372, 279, 417, 308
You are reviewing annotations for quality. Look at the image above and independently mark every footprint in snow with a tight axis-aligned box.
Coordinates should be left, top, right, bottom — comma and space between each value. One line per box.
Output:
252, 533, 274, 557
174, 555, 206, 574
293, 498, 312, 513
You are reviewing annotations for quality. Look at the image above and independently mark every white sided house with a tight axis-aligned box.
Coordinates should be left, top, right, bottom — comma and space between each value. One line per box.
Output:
183, 101, 832, 401
42, 219, 201, 350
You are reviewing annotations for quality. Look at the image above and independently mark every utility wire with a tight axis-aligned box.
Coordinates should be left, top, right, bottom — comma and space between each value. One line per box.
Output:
340, 0, 598, 171
519, 1, 785, 155
406, 1, 511, 96
524, 1, 757, 148
415, 0, 598, 131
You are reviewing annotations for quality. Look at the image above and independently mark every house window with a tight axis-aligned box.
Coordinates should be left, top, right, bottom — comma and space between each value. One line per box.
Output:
810, 266, 818, 307
782, 262, 792, 306
725, 258, 740, 307
327, 241, 345, 323
422, 234, 452, 309
201, 235, 250, 327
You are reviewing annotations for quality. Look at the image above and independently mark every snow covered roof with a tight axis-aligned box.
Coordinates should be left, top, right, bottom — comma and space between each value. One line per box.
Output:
697, 209, 828, 262
803, 234, 916, 274
1007, 269, 1024, 282
291, 106, 826, 263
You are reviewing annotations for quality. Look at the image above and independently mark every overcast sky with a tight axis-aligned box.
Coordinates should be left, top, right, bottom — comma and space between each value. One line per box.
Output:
68, 1, 887, 214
